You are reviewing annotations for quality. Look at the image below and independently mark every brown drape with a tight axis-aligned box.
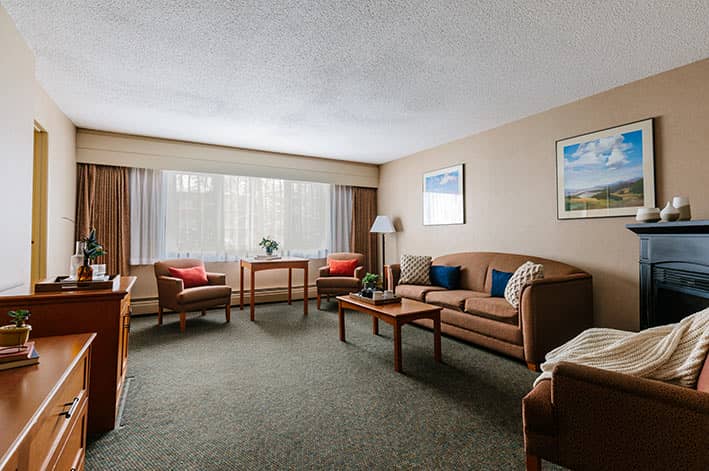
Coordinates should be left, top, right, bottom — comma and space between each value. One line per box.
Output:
350, 187, 378, 274
75, 164, 130, 275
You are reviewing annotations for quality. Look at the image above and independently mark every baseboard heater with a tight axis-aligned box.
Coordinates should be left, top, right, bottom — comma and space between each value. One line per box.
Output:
130, 285, 316, 315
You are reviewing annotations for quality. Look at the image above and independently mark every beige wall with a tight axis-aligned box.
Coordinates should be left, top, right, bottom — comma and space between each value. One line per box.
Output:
34, 85, 77, 277
379, 59, 709, 331
0, 6, 36, 294
0, 5, 77, 293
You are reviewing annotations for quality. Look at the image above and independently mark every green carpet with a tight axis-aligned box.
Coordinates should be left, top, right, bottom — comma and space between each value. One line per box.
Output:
86, 300, 546, 470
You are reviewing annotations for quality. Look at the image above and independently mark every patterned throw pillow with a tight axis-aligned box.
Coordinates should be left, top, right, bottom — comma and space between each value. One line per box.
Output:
504, 261, 544, 308
398, 255, 432, 285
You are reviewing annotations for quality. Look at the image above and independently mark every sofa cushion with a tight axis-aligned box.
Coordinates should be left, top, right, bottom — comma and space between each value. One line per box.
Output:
316, 276, 360, 290
504, 261, 544, 308
425, 290, 488, 311
441, 308, 523, 345
328, 258, 358, 276
177, 285, 231, 305
395, 284, 445, 301
491, 269, 513, 297
430, 265, 461, 290
464, 296, 518, 324
399, 254, 432, 285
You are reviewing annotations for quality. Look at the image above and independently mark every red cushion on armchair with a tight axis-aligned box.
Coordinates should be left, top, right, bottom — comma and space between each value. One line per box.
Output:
168, 265, 209, 288
328, 259, 358, 276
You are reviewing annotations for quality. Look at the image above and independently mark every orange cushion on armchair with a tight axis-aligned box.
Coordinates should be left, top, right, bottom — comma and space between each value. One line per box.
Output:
328, 258, 358, 276
168, 265, 209, 288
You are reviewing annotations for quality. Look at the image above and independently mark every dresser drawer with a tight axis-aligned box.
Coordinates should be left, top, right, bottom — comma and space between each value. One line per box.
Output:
52, 397, 87, 471
29, 352, 89, 470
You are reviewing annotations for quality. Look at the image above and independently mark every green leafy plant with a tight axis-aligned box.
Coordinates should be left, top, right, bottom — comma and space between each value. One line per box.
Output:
259, 237, 279, 253
8, 310, 30, 328
362, 273, 380, 287
82, 228, 106, 263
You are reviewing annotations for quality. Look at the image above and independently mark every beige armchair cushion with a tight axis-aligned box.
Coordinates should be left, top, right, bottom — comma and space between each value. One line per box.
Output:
177, 285, 232, 305
316, 277, 361, 290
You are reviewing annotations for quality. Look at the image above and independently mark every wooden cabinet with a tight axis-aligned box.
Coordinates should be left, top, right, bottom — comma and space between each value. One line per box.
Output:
0, 333, 95, 471
0, 277, 136, 435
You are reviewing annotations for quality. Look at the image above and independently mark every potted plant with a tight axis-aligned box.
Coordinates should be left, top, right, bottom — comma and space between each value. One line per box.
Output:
77, 228, 106, 281
259, 237, 279, 256
361, 273, 380, 298
0, 310, 31, 347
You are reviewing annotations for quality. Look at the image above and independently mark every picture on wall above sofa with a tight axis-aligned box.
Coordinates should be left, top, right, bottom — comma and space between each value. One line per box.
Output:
556, 118, 655, 219
423, 164, 465, 225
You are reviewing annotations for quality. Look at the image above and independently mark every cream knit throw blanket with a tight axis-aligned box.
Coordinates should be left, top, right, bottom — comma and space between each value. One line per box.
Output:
534, 307, 709, 387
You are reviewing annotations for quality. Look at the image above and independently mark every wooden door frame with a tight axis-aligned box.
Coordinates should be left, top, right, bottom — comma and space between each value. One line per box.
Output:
31, 121, 48, 284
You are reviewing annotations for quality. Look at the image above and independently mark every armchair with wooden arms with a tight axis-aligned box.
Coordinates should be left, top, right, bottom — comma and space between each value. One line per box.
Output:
154, 259, 232, 333
316, 252, 365, 310
523, 359, 709, 470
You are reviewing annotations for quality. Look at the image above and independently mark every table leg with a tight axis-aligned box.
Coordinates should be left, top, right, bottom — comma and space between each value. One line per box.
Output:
433, 313, 442, 363
303, 264, 309, 315
393, 321, 402, 373
239, 264, 244, 310
338, 302, 345, 341
250, 269, 255, 321
372, 316, 378, 335
288, 268, 292, 305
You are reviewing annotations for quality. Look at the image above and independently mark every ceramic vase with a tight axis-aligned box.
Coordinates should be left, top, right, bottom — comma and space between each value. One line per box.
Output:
660, 202, 680, 222
672, 196, 691, 221
636, 207, 661, 223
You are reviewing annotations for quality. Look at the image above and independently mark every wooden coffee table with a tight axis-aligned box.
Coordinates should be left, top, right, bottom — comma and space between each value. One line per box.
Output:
336, 295, 442, 373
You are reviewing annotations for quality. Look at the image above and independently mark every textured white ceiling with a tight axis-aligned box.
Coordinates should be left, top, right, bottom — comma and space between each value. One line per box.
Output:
3, 1, 708, 164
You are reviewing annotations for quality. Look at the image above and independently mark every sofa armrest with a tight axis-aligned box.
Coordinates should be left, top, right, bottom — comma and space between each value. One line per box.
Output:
384, 264, 401, 291
519, 274, 593, 365
550, 362, 709, 470
156, 275, 184, 310
354, 266, 365, 281
206, 272, 226, 285
318, 266, 330, 277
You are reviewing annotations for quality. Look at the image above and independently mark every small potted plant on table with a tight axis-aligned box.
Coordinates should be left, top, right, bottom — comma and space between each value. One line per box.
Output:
0, 310, 31, 347
259, 237, 279, 256
360, 273, 380, 298
77, 228, 106, 281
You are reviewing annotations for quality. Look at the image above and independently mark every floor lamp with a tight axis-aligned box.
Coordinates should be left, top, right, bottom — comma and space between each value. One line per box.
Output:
370, 215, 396, 284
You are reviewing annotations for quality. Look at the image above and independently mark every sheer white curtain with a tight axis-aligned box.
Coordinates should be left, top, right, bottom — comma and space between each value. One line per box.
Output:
330, 185, 352, 252
129, 168, 166, 265
163, 171, 331, 261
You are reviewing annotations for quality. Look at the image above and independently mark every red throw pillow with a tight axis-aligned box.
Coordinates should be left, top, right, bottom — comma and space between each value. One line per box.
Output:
329, 258, 358, 276
168, 265, 209, 288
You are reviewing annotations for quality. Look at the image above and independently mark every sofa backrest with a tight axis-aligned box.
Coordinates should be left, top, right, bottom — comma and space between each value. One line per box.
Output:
432, 252, 587, 292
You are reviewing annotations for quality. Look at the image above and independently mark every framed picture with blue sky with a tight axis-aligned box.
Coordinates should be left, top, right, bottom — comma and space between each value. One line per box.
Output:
423, 164, 465, 225
556, 118, 655, 219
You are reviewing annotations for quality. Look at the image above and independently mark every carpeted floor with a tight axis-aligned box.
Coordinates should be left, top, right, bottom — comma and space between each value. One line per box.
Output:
86, 300, 551, 470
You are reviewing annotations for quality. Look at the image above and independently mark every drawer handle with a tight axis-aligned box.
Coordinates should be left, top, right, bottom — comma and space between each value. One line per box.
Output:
63, 397, 79, 419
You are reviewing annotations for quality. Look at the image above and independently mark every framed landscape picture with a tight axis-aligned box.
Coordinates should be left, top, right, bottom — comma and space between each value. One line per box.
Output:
423, 164, 465, 225
556, 118, 655, 220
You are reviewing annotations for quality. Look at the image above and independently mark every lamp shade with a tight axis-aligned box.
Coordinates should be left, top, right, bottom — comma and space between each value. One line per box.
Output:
370, 215, 396, 233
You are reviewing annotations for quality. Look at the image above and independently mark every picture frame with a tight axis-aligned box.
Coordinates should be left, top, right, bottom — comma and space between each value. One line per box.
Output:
423, 164, 465, 225
556, 118, 655, 220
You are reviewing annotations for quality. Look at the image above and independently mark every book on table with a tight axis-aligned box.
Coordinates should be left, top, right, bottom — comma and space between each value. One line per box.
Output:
0, 342, 40, 370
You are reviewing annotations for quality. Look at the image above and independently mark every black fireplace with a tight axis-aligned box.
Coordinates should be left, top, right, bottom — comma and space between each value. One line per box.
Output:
627, 220, 709, 329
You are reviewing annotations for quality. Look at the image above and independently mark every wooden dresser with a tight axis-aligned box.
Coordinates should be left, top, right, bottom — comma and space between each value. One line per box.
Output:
0, 333, 95, 471
0, 276, 135, 435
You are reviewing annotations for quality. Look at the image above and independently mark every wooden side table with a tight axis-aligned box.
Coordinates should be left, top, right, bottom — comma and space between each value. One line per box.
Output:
239, 257, 309, 320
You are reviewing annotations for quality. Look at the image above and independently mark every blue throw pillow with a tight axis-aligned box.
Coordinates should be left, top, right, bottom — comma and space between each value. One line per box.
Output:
491, 269, 513, 297
430, 265, 461, 290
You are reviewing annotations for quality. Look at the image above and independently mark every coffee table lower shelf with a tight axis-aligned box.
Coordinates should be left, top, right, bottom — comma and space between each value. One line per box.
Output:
336, 295, 443, 373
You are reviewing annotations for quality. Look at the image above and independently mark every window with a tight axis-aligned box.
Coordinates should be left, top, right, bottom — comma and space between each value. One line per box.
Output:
163, 171, 331, 261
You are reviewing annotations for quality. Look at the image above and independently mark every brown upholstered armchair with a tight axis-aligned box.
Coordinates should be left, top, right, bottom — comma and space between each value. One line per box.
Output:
154, 259, 232, 333
316, 252, 366, 310
523, 361, 709, 470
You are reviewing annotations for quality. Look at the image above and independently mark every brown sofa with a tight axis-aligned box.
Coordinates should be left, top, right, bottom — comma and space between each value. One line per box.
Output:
523, 361, 709, 470
385, 252, 593, 370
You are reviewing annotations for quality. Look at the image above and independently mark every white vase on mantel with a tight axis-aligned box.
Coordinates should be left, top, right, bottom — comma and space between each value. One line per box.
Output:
660, 202, 680, 222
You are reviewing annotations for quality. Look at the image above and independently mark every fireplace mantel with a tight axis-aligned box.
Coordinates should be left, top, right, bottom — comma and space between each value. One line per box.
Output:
627, 220, 709, 329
